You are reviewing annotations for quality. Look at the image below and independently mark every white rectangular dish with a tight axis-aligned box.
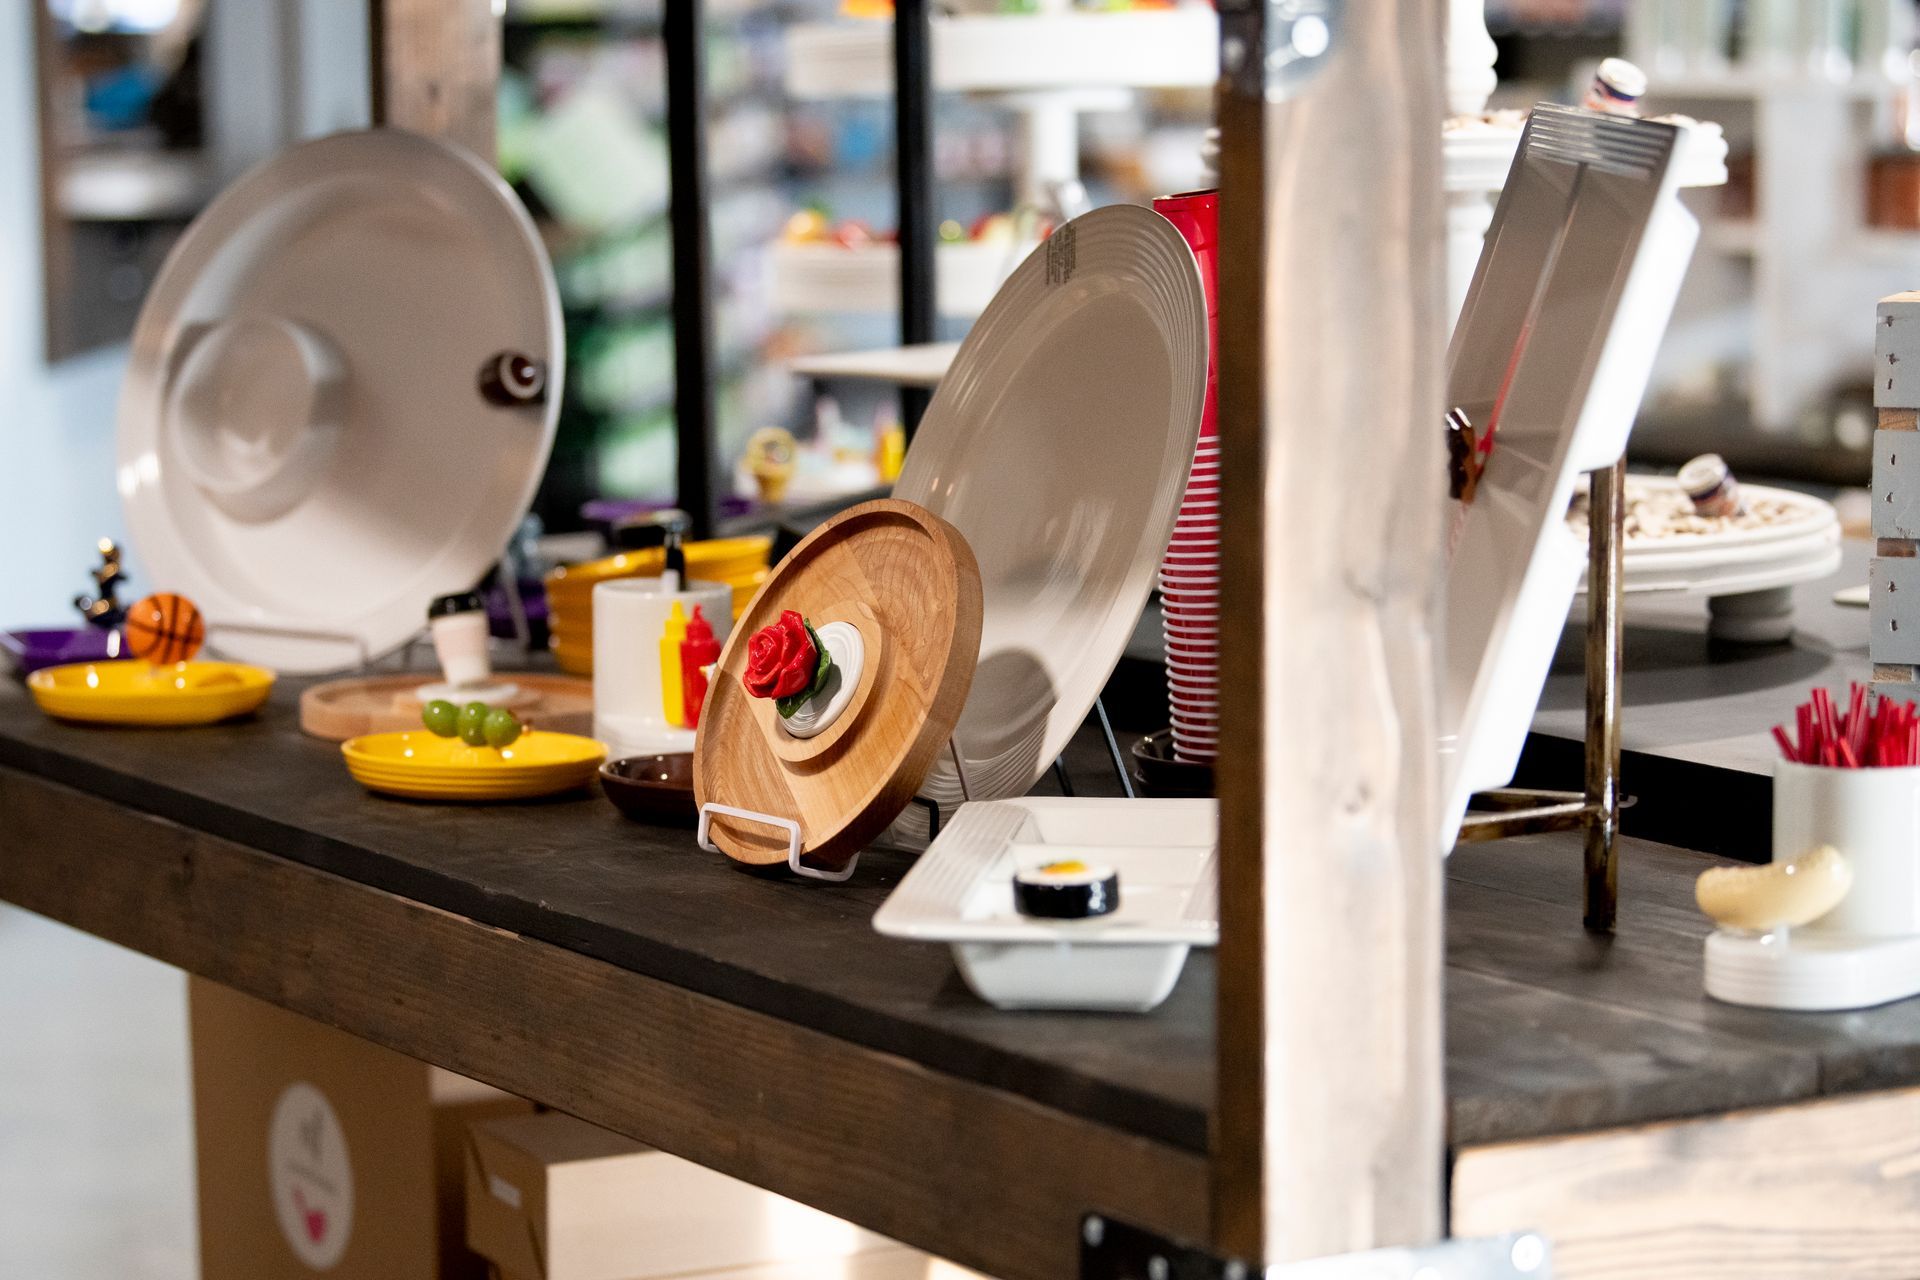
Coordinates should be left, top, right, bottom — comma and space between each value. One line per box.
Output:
1439, 105, 1699, 843
871, 797, 1216, 1012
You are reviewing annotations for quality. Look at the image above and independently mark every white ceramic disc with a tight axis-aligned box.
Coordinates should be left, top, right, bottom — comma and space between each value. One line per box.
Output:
118, 130, 562, 673
893, 204, 1206, 820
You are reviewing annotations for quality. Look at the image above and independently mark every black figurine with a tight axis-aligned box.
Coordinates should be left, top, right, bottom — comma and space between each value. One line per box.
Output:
74, 538, 129, 629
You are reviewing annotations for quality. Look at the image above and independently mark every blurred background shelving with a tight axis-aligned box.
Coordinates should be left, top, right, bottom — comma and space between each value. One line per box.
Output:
498, 0, 1219, 535
1482, 0, 1920, 488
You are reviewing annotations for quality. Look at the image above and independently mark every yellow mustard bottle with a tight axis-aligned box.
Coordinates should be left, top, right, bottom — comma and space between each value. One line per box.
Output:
659, 600, 689, 726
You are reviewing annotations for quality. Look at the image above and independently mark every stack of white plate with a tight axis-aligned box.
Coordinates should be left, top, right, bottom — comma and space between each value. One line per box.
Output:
1160, 437, 1219, 761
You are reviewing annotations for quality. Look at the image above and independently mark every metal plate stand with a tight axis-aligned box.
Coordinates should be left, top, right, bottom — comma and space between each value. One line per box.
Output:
1455, 457, 1626, 932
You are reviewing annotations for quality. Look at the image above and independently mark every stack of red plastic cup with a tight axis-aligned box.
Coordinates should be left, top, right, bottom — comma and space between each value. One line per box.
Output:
1153, 189, 1218, 763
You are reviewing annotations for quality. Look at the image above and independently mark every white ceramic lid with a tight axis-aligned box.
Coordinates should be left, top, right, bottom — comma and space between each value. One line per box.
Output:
892, 204, 1206, 818
117, 129, 562, 672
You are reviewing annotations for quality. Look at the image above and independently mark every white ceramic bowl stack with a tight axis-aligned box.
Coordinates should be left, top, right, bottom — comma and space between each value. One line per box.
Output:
1160, 430, 1219, 762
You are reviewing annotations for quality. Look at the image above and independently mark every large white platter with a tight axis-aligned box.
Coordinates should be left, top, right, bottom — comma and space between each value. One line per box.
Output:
785, 9, 1218, 101
787, 341, 960, 388
891, 204, 1206, 831
873, 797, 1217, 1012
1440, 107, 1699, 845
117, 130, 561, 672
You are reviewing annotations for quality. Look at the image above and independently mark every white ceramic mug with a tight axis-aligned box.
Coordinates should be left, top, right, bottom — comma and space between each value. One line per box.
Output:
592, 577, 732, 758
1775, 759, 1920, 938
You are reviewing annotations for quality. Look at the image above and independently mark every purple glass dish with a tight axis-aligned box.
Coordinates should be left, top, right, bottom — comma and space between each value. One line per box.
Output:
2, 627, 122, 678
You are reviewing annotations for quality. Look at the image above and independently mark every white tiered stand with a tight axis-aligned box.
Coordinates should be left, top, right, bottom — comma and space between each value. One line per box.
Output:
776, 1, 1217, 371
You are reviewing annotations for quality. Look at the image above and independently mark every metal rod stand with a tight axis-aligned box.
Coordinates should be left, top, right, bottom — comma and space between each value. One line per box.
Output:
664, 0, 720, 539
893, 0, 935, 439
1455, 457, 1625, 933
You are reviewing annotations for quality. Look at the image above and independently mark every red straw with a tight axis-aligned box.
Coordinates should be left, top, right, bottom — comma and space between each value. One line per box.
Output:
1771, 724, 1799, 762
1772, 685, 1920, 768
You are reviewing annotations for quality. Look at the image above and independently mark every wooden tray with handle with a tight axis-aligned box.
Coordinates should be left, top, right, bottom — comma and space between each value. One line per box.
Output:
299, 672, 593, 741
693, 499, 982, 873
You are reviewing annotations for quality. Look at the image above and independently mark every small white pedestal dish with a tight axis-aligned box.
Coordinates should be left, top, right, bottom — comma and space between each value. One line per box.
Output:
1706, 762, 1920, 1011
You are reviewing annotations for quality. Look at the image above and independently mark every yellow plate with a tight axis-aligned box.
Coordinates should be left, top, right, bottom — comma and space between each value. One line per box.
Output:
341, 730, 606, 801
28, 660, 275, 726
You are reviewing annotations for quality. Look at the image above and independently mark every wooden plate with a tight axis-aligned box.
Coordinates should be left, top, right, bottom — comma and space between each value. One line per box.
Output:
693, 499, 982, 871
299, 672, 594, 741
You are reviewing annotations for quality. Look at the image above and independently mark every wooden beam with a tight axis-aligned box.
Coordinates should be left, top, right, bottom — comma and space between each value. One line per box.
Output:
33, 0, 75, 362
0, 766, 1206, 1280
369, 0, 500, 159
1453, 1087, 1920, 1279
1212, 0, 1448, 1262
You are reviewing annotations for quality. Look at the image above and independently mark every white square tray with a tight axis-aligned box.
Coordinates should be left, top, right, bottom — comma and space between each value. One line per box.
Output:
872, 797, 1217, 1012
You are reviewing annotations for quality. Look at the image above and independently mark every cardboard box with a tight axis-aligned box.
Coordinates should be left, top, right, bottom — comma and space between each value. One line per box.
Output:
191, 977, 529, 1279
465, 1111, 901, 1280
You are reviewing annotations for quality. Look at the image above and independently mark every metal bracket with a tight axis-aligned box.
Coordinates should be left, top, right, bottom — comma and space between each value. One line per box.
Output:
1081, 1218, 1550, 1280
1217, 0, 1341, 103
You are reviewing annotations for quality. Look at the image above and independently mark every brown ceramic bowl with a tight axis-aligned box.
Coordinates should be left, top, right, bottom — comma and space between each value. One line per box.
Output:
600, 753, 696, 826
1129, 728, 1215, 798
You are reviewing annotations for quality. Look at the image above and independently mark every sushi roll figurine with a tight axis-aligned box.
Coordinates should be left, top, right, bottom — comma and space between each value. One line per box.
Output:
1013, 860, 1121, 920
123, 592, 206, 665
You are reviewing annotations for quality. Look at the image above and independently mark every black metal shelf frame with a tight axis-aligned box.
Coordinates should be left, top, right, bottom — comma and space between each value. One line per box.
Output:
663, 1, 938, 532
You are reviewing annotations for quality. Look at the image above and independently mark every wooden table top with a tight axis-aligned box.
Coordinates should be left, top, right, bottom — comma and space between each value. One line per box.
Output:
5, 664, 1920, 1157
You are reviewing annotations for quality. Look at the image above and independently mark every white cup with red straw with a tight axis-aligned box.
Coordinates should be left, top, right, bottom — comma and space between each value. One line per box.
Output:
1771, 684, 1920, 938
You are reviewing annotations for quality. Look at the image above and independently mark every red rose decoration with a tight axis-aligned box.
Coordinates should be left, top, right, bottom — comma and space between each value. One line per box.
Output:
743, 609, 819, 700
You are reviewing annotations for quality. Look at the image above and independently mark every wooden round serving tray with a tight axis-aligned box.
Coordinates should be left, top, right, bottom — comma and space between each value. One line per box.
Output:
693, 499, 982, 871
299, 672, 594, 741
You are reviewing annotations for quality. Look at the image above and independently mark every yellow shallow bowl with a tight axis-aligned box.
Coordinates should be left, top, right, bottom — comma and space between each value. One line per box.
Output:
543, 536, 772, 598
28, 660, 275, 726
341, 730, 606, 801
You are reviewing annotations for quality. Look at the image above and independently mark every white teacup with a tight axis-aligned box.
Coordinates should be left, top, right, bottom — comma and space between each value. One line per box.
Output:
592, 577, 733, 758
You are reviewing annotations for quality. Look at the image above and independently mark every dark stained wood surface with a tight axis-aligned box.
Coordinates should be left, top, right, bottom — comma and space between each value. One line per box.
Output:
0, 764, 1205, 1280
9, 670, 1920, 1155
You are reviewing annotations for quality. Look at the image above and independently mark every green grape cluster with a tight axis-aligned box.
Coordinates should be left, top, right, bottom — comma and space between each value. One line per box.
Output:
422, 699, 522, 748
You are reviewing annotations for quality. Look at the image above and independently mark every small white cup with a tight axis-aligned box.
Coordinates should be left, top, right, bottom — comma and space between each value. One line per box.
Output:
593, 577, 733, 757
1775, 759, 1920, 938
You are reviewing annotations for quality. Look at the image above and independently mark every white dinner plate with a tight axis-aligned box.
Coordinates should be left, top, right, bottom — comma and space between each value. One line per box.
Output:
118, 129, 562, 672
891, 204, 1206, 834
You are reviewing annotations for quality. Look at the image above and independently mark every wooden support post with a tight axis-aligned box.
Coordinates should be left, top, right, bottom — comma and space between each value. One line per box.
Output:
1874, 292, 1920, 704
1213, 0, 1448, 1264
369, 0, 500, 161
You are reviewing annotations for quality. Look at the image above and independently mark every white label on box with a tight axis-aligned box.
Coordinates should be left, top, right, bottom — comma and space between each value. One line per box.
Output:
267, 1081, 354, 1270
487, 1172, 523, 1209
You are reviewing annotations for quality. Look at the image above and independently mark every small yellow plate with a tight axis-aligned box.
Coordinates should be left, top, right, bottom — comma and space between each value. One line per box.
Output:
28, 660, 275, 726
341, 730, 606, 801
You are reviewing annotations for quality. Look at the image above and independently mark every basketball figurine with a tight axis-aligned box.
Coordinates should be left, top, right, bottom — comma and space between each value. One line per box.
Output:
123, 593, 206, 666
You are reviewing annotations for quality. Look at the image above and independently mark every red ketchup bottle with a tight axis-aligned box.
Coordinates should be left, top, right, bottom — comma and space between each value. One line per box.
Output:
679, 606, 721, 729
